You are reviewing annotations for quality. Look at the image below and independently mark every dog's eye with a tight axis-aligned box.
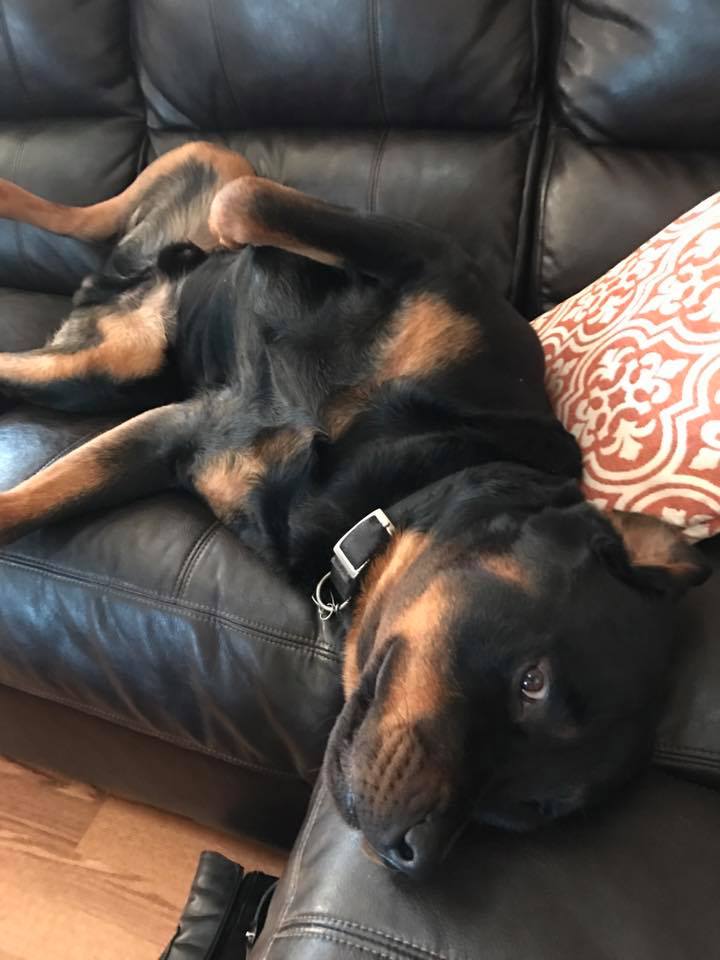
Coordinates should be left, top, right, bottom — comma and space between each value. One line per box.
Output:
520, 664, 549, 702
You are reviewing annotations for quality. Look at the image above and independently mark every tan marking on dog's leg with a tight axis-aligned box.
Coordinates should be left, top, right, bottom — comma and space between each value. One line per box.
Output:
0, 283, 172, 386
325, 294, 481, 439
0, 405, 179, 536
193, 450, 265, 522
0, 141, 254, 241
324, 385, 371, 441
208, 178, 342, 265
92, 283, 172, 379
193, 427, 315, 523
377, 294, 481, 381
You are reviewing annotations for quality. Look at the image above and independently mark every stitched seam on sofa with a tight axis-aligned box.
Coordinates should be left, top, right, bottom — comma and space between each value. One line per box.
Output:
256, 783, 326, 959
0, 676, 302, 778
554, 0, 573, 132
653, 752, 720, 773
287, 916, 448, 960
529, 0, 540, 106
172, 520, 222, 598
508, 0, 544, 306
367, 0, 388, 126
34, 427, 108, 473
656, 742, 720, 757
116, 0, 144, 122
511, 116, 543, 308
131, 35, 193, 132
0, 4, 29, 101
530, 0, 573, 314
655, 743, 720, 761
0, 553, 338, 661
209, 0, 242, 126
274, 930, 448, 960
0, 555, 338, 665
533, 123, 558, 313
0, 552, 333, 654
654, 754, 720, 776
8, 126, 31, 274
367, 129, 389, 213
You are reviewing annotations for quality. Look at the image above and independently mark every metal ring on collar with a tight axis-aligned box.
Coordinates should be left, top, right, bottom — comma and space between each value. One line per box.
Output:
312, 570, 350, 621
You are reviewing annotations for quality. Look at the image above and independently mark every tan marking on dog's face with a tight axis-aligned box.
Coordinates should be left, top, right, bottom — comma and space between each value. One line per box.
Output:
0, 283, 171, 386
378, 576, 451, 733
342, 568, 458, 835
479, 554, 531, 588
194, 427, 314, 522
325, 294, 481, 440
343, 530, 429, 696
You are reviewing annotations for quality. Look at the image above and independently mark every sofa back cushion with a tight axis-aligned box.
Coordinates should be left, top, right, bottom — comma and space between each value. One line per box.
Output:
0, 0, 144, 295
533, 0, 720, 312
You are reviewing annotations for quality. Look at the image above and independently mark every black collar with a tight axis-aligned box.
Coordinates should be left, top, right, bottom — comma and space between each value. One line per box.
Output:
311, 464, 582, 620
310, 472, 472, 619
312, 508, 396, 619
311, 471, 470, 619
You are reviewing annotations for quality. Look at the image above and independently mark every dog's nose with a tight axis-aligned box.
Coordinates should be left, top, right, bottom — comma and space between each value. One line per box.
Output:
374, 818, 444, 877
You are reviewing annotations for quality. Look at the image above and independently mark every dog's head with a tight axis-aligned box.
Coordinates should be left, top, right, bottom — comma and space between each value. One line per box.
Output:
324, 468, 711, 877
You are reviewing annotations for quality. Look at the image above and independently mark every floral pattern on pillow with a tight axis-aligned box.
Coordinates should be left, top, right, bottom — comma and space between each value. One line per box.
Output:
532, 193, 720, 540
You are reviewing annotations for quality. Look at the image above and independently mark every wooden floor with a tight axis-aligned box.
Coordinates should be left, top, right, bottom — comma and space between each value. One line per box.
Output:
0, 756, 288, 960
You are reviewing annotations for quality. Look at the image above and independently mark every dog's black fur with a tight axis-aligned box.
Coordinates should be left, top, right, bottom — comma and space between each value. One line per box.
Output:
0, 144, 710, 877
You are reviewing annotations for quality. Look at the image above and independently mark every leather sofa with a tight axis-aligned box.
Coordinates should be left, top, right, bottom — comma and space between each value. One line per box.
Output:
1, 2, 720, 953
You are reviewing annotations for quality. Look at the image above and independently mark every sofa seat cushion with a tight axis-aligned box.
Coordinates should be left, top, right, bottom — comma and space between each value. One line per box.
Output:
0, 289, 342, 785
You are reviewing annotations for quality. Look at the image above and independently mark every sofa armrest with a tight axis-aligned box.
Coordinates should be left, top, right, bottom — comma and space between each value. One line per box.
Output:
253, 773, 720, 959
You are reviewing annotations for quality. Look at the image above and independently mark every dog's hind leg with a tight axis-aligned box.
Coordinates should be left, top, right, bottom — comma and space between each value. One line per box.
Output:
0, 141, 254, 242
0, 279, 179, 413
0, 398, 205, 544
209, 178, 453, 280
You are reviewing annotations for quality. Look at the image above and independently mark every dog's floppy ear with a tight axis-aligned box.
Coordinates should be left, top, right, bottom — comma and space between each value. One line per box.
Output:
607, 511, 712, 597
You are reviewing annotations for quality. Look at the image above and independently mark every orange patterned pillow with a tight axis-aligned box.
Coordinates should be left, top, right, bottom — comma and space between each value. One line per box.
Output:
532, 193, 720, 541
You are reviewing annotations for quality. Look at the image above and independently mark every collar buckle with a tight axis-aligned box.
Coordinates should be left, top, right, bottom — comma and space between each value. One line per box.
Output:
312, 508, 396, 621
332, 508, 396, 579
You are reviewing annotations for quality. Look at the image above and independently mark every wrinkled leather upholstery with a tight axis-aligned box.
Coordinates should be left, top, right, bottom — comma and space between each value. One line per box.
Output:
254, 774, 720, 960
0, 0, 718, 899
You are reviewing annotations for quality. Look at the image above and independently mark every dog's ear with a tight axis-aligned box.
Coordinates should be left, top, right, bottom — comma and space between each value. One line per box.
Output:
607, 511, 712, 597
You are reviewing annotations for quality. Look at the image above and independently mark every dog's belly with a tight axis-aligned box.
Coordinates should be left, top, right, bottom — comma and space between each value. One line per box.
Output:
173, 243, 552, 459
174, 245, 398, 407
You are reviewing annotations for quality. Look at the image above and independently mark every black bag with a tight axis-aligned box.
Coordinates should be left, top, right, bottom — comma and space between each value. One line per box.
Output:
159, 851, 277, 959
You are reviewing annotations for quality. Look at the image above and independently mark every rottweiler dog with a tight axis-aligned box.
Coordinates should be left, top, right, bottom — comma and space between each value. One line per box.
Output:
0, 142, 710, 877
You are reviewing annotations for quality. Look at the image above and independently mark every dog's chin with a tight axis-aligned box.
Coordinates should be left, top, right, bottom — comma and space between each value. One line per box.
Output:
328, 765, 360, 829
475, 807, 547, 833
474, 791, 588, 833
